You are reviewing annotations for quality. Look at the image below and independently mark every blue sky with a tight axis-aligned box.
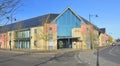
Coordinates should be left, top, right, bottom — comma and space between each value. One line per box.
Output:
14, 0, 120, 39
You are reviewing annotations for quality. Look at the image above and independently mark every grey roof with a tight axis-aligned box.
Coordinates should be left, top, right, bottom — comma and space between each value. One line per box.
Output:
0, 9, 100, 33
99, 28, 106, 33
0, 14, 59, 33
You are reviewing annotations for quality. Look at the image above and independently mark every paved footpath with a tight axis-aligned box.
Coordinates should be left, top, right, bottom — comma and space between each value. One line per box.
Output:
0, 49, 89, 66
78, 50, 120, 66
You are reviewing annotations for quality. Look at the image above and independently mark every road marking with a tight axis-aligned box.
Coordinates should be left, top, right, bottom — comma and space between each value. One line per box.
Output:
109, 46, 117, 57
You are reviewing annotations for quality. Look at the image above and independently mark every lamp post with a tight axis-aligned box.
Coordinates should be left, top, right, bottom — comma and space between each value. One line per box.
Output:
88, 14, 98, 49
94, 38, 99, 66
89, 14, 98, 22
89, 14, 99, 66
96, 47, 99, 66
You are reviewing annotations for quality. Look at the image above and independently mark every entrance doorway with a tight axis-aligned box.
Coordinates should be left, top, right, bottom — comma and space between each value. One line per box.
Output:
57, 39, 72, 49
57, 37, 80, 49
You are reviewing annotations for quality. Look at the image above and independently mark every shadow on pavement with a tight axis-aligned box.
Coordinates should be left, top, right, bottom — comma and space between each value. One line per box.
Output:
0, 58, 14, 63
34, 51, 76, 66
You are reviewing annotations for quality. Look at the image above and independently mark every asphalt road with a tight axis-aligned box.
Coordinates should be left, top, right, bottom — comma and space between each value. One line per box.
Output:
99, 45, 120, 64
0, 50, 87, 66
1, 45, 120, 66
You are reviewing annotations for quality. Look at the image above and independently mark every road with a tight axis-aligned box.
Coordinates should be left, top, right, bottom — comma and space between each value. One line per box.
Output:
78, 44, 120, 66
0, 50, 88, 66
99, 45, 120, 64
1, 45, 120, 66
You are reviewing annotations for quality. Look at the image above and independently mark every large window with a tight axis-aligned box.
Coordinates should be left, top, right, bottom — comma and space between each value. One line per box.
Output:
56, 9, 81, 37
15, 41, 30, 49
17, 30, 30, 38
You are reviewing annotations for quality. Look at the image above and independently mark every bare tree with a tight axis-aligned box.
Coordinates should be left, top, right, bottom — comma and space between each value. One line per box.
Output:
36, 14, 57, 50
0, 0, 22, 25
81, 24, 99, 49
88, 26, 99, 49
0, 0, 22, 50
39, 15, 50, 50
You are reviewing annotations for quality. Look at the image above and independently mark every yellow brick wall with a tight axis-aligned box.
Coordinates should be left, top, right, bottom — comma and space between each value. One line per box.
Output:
7, 31, 16, 49
30, 26, 44, 50
30, 26, 57, 50
72, 28, 87, 49
72, 27, 99, 49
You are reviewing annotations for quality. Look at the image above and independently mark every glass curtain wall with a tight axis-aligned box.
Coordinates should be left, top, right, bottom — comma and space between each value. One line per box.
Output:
15, 30, 30, 49
15, 41, 30, 49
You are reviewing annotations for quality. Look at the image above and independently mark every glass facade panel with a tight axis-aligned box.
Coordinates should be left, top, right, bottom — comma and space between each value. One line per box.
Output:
27, 42, 29, 48
24, 41, 26, 48
15, 41, 30, 49
16, 30, 30, 38
56, 9, 81, 37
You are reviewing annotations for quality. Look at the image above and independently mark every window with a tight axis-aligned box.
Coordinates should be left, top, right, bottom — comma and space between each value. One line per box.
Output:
86, 28, 89, 32
22, 32, 24, 38
18, 32, 21, 38
49, 27, 52, 31
34, 29, 37, 34
34, 40, 37, 47
26, 31, 30, 38
9, 33, 11, 37
49, 34, 53, 41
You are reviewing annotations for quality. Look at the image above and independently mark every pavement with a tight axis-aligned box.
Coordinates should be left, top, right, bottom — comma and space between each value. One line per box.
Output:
78, 46, 120, 66
0, 48, 77, 54
0, 49, 86, 66
1, 46, 120, 66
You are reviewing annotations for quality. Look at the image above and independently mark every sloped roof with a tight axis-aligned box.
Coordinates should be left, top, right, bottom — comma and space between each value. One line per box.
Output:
52, 7, 99, 30
0, 14, 59, 33
79, 16, 99, 30
0, 7, 100, 33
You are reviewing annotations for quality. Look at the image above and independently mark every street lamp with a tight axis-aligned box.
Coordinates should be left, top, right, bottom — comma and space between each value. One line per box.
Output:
89, 14, 98, 49
89, 14, 98, 22
89, 14, 99, 66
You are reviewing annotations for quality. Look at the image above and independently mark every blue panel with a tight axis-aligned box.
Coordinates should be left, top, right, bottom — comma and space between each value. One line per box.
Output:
56, 9, 81, 37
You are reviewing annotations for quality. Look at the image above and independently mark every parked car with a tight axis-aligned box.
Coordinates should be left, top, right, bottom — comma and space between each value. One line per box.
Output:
112, 43, 116, 46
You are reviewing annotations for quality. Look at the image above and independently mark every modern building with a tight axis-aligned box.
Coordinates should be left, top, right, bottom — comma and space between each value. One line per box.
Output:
0, 7, 107, 50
